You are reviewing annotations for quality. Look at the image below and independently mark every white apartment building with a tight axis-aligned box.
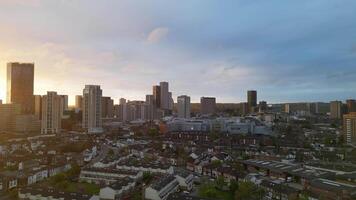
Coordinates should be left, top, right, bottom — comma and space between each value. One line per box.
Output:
83, 85, 103, 133
41, 91, 63, 134
177, 95, 191, 118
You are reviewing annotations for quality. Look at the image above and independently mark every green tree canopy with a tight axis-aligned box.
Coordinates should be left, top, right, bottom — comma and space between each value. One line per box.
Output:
235, 181, 265, 200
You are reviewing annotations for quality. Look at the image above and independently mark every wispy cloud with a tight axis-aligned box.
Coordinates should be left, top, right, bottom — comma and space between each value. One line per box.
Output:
0, 0, 41, 7
146, 27, 169, 44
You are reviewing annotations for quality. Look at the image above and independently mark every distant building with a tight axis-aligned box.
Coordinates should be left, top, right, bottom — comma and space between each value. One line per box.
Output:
314, 102, 330, 114
145, 95, 155, 120
59, 95, 68, 114
177, 95, 190, 118
75, 95, 83, 110
160, 82, 169, 110
113, 104, 119, 118
146, 95, 155, 105
0, 104, 21, 131
346, 99, 356, 113
239, 102, 249, 116
102, 96, 114, 118
167, 117, 272, 135
6, 62, 35, 114
153, 85, 161, 108
119, 98, 126, 105
343, 112, 356, 145
118, 98, 127, 122
258, 101, 267, 112
152, 82, 173, 116
200, 97, 216, 115
83, 85, 103, 133
34, 95, 42, 120
15, 115, 40, 133
41, 92, 62, 134
168, 92, 174, 111
167, 118, 211, 133
284, 103, 313, 115
330, 101, 343, 119
247, 90, 257, 112
126, 101, 146, 121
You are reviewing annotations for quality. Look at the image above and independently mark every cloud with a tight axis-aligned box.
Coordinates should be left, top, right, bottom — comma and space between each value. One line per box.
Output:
1, 0, 356, 103
0, 0, 41, 7
146, 27, 169, 44
351, 44, 356, 54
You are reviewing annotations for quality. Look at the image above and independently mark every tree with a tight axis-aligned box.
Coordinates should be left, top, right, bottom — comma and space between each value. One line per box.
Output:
143, 172, 153, 184
67, 164, 81, 178
229, 180, 239, 195
338, 135, 344, 146
210, 131, 220, 141
286, 125, 293, 134
198, 182, 218, 199
8, 189, 18, 199
235, 181, 265, 200
148, 128, 158, 137
211, 160, 222, 168
108, 149, 115, 156
298, 192, 309, 200
51, 173, 66, 184
215, 176, 226, 190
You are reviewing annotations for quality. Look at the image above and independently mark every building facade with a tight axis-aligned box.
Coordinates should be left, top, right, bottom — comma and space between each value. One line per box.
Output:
0, 104, 21, 131
200, 97, 216, 115
346, 99, 356, 113
6, 62, 34, 114
160, 82, 169, 110
34, 95, 42, 120
177, 95, 191, 118
247, 90, 257, 112
41, 92, 62, 134
330, 101, 343, 119
153, 85, 161, 108
59, 95, 68, 114
75, 95, 83, 110
343, 112, 356, 145
83, 85, 103, 133
102, 96, 114, 118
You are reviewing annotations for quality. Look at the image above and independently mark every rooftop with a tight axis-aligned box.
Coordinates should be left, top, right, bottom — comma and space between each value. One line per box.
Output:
310, 178, 356, 193
108, 177, 134, 190
151, 175, 178, 191
243, 159, 333, 179
19, 186, 93, 200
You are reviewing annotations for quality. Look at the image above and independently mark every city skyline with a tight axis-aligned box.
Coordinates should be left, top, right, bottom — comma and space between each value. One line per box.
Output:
1, 62, 355, 106
0, 0, 356, 104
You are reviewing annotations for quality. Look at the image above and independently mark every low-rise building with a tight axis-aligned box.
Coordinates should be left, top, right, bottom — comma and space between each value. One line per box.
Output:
260, 179, 300, 200
80, 167, 142, 185
173, 168, 194, 191
99, 177, 136, 200
307, 178, 356, 200
116, 162, 173, 174
145, 175, 179, 200
18, 186, 94, 200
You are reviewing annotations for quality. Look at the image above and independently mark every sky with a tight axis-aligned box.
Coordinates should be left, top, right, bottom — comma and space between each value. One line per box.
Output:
0, 0, 355, 105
